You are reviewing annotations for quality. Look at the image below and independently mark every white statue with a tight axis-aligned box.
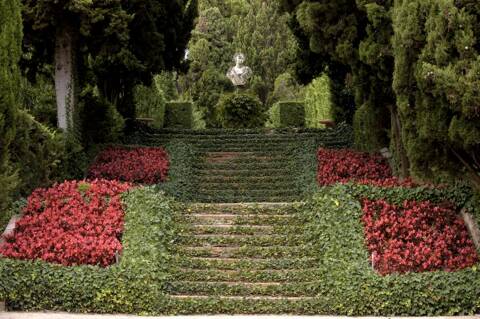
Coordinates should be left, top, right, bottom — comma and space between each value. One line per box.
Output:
227, 53, 253, 86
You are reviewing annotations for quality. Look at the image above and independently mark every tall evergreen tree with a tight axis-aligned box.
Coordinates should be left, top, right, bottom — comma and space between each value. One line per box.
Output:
0, 0, 22, 210
393, 0, 480, 186
231, 0, 298, 103
21, 0, 197, 126
283, 0, 411, 177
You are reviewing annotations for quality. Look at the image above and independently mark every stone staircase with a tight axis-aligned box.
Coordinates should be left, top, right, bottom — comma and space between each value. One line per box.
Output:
123, 127, 353, 313
128, 127, 352, 203
166, 203, 323, 314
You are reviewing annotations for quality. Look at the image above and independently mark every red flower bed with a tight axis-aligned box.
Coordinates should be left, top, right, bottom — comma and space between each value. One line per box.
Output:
362, 199, 478, 275
0, 180, 132, 267
317, 148, 415, 187
88, 147, 169, 184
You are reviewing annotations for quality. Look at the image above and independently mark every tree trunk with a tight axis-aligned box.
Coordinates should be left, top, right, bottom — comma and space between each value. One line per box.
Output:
388, 104, 410, 179
55, 24, 76, 131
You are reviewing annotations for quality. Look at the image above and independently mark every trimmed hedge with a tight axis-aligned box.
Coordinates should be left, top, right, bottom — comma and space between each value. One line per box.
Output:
164, 102, 193, 129
300, 184, 480, 315
0, 187, 179, 314
268, 101, 305, 128
156, 141, 198, 202
216, 93, 265, 129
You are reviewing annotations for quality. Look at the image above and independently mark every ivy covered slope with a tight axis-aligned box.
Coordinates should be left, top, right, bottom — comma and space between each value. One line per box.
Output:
125, 124, 353, 203
0, 187, 180, 314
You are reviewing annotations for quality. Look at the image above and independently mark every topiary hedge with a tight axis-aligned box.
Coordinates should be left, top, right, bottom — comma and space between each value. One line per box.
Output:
268, 101, 305, 128
216, 93, 266, 129
298, 184, 480, 315
164, 102, 193, 129
0, 187, 180, 314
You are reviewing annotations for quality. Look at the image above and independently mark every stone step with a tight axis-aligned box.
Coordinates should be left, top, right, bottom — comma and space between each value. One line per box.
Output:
176, 256, 319, 270
168, 294, 314, 300
195, 196, 300, 203
177, 245, 313, 259
196, 168, 292, 177
167, 280, 318, 297
172, 268, 320, 283
178, 234, 305, 247
182, 214, 297, 226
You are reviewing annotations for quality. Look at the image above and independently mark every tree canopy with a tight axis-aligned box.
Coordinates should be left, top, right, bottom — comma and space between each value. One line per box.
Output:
22, 0, 198, 121
284, 0, 480, 186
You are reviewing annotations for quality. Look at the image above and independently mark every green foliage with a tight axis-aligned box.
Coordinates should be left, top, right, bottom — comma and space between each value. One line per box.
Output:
124, 125, 354, 203
134, 84, 166, 129
353, 102, 389, 152
304, 74, 334, 128
10, 110, 63, 197
392, 0, 480, 185
20, 75, 57, 128
216, 93, 265, 129
267, 101, 305, 128
184, 0, 298, 120
164, 102, 194, 129
268, 72, 304, 106
0, 0, 22, 213
190, 67, 232, 128
157, 141, 199, 202
0, 187, 179, 314
285, 0, 401, 166
231, 0, 298, 105
80, 91, 125, 147
154, 72, 178, 101
296, 184, 480, 315
22, 0, 197, 120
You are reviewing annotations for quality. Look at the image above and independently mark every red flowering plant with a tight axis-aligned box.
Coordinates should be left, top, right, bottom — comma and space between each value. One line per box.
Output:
317, 148, 416, 187
0, 179, 132, 267
362, 199, 478, 275
88, 147, 169, 184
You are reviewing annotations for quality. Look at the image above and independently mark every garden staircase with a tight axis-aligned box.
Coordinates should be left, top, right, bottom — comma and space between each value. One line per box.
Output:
133, 127, 351, 203
167, 203, 322, 314
127, 127, 353, 313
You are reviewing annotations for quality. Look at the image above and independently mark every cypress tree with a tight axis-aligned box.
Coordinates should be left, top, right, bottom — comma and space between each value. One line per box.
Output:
0, 0, 22, 210
231, 0, 298, 103
284, 0, 411, 177
393, 0, 480, 186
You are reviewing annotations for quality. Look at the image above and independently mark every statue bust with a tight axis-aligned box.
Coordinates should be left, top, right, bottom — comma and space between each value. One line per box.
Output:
227, 53, 253, 86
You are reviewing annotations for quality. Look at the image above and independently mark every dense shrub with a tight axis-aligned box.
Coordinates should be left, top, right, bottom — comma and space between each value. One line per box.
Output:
353, 102, 390, 152
10, 110, 64, 196
216, 93, 265, 128
304, 74, 334, 128
20, 76, 57, 128
164, 102, 193, 129
88, 147, 169, 184
154, 72, 178, 101
267, 101, 305, 128
362, 199, 478, 275
133, 84, 166, 129
189, 68, 232, 128
80, 91, 125, 146
0, 180, 132, 267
